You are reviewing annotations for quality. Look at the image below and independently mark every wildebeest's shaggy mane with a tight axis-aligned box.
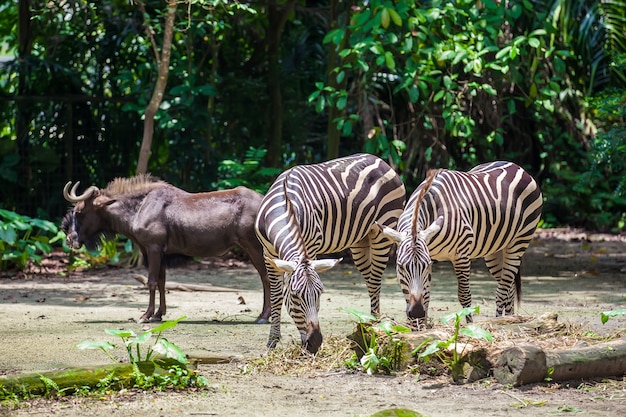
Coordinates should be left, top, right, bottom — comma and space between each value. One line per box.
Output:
104, 174, 168, 196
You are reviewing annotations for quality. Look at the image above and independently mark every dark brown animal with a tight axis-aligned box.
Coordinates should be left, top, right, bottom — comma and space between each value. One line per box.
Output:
61, 174, 270, 323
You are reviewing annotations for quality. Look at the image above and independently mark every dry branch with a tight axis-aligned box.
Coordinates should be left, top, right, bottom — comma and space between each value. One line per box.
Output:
493, 338, 626, 386
131, 274, 239, 292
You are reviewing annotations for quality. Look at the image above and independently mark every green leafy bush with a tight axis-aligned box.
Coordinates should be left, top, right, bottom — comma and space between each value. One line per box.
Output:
67, 236, 135, 270
573, 88, 626, 230
0, 209, 64, 271
213, 147, 282, 194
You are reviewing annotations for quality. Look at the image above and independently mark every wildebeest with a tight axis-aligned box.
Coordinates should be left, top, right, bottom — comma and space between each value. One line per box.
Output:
62, 174, 270, 323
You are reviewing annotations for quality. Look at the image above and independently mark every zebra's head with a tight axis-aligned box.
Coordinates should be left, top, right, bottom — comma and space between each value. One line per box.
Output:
269, 257, 342, 354
379, 216, 443, 326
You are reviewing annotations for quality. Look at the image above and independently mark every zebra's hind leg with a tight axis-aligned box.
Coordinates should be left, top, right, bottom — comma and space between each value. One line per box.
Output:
350, 232, 393, 317
484, 250, 522, 317
452, 257, 473, 323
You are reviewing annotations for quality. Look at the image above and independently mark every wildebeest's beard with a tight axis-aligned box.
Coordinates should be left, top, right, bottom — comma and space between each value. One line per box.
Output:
61, 210, 109, 251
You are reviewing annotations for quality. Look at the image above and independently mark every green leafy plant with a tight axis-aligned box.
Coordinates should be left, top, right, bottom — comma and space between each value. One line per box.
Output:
413, 306, 493, 377
344, 309, 411, 375
77, 316, 188, 365
600, 309, 626, 324
0, 209, 64, 271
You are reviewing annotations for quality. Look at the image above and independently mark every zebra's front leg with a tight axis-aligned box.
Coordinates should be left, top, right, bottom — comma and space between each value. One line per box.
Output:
266, 265, 284, 349
452, 257, 473, 323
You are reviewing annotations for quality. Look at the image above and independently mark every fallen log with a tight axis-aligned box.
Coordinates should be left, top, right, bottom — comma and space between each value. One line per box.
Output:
131, 274, 239, 292
0, 359, 189, 398
493, 338, 626, 386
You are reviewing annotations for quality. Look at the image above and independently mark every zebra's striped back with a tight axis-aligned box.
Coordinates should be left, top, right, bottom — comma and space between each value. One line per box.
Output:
381, 161, 542, 325
255, 153, 405, 353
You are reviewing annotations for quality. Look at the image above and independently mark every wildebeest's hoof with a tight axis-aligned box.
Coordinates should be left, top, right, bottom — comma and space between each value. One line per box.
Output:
254, 317, 269, 324
138, 314, 161, 323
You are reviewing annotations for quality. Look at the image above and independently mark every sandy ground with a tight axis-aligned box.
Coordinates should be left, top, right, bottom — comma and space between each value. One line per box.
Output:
0, 230, 625, 416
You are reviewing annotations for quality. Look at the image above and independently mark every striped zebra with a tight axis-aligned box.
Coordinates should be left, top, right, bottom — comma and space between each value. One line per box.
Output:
379, 161, 543, 325
255, 153, 406, 353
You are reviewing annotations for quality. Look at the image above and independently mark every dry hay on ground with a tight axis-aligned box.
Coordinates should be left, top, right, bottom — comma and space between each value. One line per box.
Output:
244, 312, 625, 382
245, 336, 356, 377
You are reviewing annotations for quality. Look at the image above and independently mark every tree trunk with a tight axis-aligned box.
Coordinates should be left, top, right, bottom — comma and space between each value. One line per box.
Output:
493, 338, 626, 386
136, 2, 177, 175
16, 0, 34, 194
206, 31, 220, 162
265, 0, 296, 168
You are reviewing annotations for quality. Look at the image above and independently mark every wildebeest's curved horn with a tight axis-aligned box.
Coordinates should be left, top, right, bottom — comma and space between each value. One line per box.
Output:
63, 181, 99, 202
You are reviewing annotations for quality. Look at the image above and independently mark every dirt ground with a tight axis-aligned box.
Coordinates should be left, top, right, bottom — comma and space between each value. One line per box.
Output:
0, 229, 625, 417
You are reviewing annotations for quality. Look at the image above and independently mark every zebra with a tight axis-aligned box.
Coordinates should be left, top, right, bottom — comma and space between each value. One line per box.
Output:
255, 153, 406, 353
379, 161, 543, 326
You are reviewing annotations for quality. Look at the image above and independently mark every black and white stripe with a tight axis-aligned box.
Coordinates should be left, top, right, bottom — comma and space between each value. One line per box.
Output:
255, 153, 406, 353
380, 161, 543, 325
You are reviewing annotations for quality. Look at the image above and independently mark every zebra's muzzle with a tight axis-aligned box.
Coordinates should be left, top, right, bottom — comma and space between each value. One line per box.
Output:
407, 294, 427, 321
303, 322, 322, 354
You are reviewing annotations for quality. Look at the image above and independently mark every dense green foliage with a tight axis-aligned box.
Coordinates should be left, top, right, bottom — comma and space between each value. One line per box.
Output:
0, 209, 63, 270
0, 0, 624, 232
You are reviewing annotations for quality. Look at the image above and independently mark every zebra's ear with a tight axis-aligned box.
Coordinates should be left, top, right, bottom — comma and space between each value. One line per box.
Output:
270, 259, 298, 273
419, 216, 443, 243
376, 222, 407, 243
310, 258, 342, 272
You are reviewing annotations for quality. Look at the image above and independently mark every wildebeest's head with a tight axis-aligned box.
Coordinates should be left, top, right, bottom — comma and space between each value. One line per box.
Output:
61, 181, 115, 251
269, 256, 342, 354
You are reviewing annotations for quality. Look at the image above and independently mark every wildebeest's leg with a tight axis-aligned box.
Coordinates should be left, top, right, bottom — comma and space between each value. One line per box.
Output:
452, 257, 473, 323
485, 249, 522, 317
240, 238, 271, 324
152, 266, 167, 321
139, 250, 163, 323
266, 259, 284, 348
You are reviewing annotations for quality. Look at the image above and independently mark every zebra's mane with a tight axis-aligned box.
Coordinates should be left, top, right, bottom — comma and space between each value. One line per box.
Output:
283, 169, 309, 259
411, 168, 442, 237
104, 173, 167, 196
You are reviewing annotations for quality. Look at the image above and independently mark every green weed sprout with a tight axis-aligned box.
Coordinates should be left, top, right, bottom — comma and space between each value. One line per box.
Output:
414, 306, 493, 371
600, 309, 626, 324
344, 309, 411, 375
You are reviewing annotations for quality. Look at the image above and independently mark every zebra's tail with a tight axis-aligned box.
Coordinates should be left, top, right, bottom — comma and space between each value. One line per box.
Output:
514, 264, 522, 308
